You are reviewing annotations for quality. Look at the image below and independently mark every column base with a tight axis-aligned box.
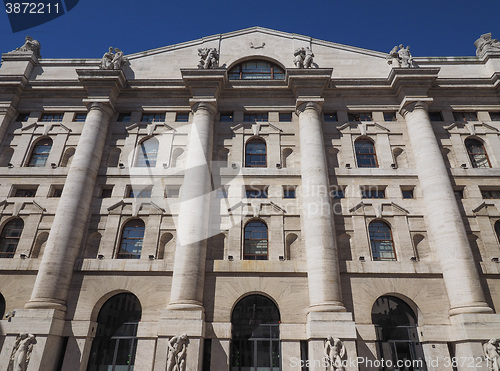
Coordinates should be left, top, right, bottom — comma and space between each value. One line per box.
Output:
0, 309, 66, 370
24, 297, 67, 312
166, 299, 204, 311
308, 301, 347, 312
449, 302, 493, 316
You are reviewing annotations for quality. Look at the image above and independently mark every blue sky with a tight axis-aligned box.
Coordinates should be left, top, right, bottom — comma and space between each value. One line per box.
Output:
1, 0, 500, 59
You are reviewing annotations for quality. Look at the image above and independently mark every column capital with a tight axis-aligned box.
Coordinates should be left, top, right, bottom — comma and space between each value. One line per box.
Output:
181, 69, 226, 99
189, 98, 218, 115
296, 99, 324, 116
399, 98, 433, 117
77, 69, 126, 109
84, 101, 115, 117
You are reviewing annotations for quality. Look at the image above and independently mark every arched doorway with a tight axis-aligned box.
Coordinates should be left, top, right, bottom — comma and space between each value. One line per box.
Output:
87, 293, 142, 371
372, 295, 427, 370
231, 294, 281, 370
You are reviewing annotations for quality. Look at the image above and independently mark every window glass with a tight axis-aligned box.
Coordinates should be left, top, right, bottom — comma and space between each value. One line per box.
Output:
175, 113, 189, 122
465, 138, 491, 168
246, 187, 268, 199
283, 187, 296, 199
100, 187, 113, 198
0, 219, 24, 258
27, 138, 52, 167
245, 139, 267, 167
323, 113, 338, 122
481, 190, 500, 199
489, 112, 500, 121
348, 113, 372, 121
332, 189, 344, 199
244, 113, 268, 122
141, 113, 165, 122
279, 113, 292, 122
117, 113, 131, 122
228, 60, 285, 80
73, 113, 87, 122
14, 188, 37, 197
16, 113, 30, 122
50, 187, 63, 197
40, 113, 63, 122
135, 137, 158, 167
117, 220, 145, 259
220, 112, 234, 122
383, 112, 397, 121
454, 112, 478, 122
362, 188, 385, 199
244, 221, 268, 260
127, 187, 152, 198
369, 221, 396, 261
355, 140, 378, 168
428, 112, 443, 121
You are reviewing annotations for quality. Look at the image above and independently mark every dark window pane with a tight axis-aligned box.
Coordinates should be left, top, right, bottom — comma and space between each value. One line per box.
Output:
244, 221, 268, 260
279, 112, 292, 122
127, 187, 152, 198
428, 112, 443, 121
324, 112, 338, 122
355, 140, 378, 168
349, 112, 372, 121
383, 112, 397, 121
244, 113, 268, 122
101, 187, 113, 198
228, 60, 284, 80
27, 138, 52, 167
332, 189, 344, 199
141, 113, 165, 122
362, 189, 385, 199
490, 112, 500, 121
454, 112, 477, 122
465, 138, 491, 168
245, 140, 267, 167
16, 113, 30, 122
454, 190, 464, 199
73, 113, 87, 122
40, 113, 63, 122
117, 220, 145, 259
246, 188, 268, 198
369, 221, 396, 261
402, 190, 414, 199
0, 219, 24, 258
135, 138, 158, 167
117, 113, 131, 122
51, 187, 63, 197
176, 113, 189, 122
481, 190, 500, 199
284, 188, 296, 198
220, 112, 234, 122
14, 188, 37, 197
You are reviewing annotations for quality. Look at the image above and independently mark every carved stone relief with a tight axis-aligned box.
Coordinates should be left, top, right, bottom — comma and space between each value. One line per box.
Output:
8, 333, 36, 371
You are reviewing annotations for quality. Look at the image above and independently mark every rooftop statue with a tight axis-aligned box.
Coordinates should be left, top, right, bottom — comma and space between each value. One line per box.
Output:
197, 48, 219, 69
13, 36, 41, 58
294, 47, 315, 68
475, 33, 500, 57
387, 44, 413, 68
100, 47, 127, 70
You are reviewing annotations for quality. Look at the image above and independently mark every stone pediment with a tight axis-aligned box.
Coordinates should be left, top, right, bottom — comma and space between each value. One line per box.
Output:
444, 122, 500, 135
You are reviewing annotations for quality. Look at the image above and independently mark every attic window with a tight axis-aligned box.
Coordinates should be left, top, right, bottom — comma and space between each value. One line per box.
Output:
228, 60, 284, 80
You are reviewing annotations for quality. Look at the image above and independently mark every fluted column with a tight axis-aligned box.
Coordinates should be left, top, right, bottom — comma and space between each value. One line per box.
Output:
168, 101, 216, 310
297, 101, 345, 312
26, 102, 114, 311
401, 101, 492, 315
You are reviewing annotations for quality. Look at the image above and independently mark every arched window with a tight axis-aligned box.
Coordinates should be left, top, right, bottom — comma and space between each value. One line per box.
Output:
372, 296, 426, 370
135, 137, 158, 167
244, 220, 268, 260
231, 294, 281, 370
245, 139, 267, 167
369, 221, 396, 261
87, 293, 142, 371
27, 138, 52, 167
228, 60, 285, 80
465, 138, 491, 168
117, 220, 145, 259
355, 139, 378, 168
0, 219, 24, 258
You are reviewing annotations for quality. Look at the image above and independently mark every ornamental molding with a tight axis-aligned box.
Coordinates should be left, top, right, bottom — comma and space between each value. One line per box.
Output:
349, 201, 409, 216
444, 122, 499, 135
337, 122, 390, 133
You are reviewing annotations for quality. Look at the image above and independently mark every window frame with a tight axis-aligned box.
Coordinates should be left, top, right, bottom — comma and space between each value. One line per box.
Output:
116, 219, 145, 259
39, 113, 63, 122
0, 219, 24, 258
355, 139, 378, 168
135, 137, 159, 168
243, 220, 269, 260
245, 139, 267, 168
141, 112, 165, 123
465, 138, 491, 168
228, 60, 285, 80
369, 220, 396, 261
27, 138, 52, 167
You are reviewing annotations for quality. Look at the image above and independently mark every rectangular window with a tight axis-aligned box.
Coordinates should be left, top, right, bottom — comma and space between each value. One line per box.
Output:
283, 186, 296, 199
244, 113, 268, 122
362, 188, 385, 199
73, 113, 87, 122
348, 112, 372, 122
175, 112, 190, 122
13, 187, 38, 197
428, 111, 443, 121
279, 112, 292, 122
332, 188, 345, 199
454, 189, 464, 199
323, 112, 338, 122
220, 112, 234, 122
40, 113, 63, 122
489, 112, 500, 121
383, 112, 397, 121
166, 186, 181, 198
402, 189, 414, 199
127, 186, 152, 198
453, 112, 478, 122
245, 187, 268, 199
16, 113, 30, 122
117, 113, 131, 122
100, 187, 113, 198
141, 113, 165, 122
49, 186, 64, 198
481, 190, 500, 199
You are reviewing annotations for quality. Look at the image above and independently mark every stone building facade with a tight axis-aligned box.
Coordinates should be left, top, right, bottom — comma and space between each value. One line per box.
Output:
0, 27, 500, 370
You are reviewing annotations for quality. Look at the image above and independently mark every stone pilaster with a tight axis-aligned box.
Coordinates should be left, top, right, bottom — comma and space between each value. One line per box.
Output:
296, 101, 345, 313
401, 100, 492, 315
168, 100, 217, 310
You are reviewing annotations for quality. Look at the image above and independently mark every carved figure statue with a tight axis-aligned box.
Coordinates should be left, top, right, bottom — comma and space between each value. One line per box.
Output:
293, 47, 315, 68
8, 333, 36, 371
387, 44, 413, 68
166, 334, 189, 371
100, 47, 127, 70
293, 48, 305, 68
475, 33, 500, 57
14, 36, 41, 58
197, 48, 219, 69
324, 337, 346, 371
484, 338, 500, 371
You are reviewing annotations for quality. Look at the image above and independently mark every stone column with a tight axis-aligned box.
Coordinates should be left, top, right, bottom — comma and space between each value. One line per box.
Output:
296, 101, 345, 312
26, 102, 115, 310
168, 101, 216, 310
401, 101, 492, 315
